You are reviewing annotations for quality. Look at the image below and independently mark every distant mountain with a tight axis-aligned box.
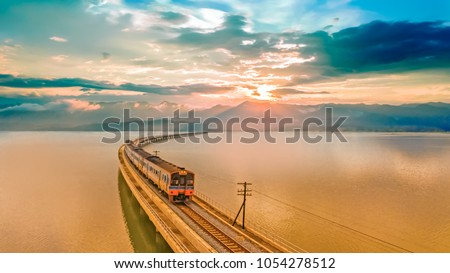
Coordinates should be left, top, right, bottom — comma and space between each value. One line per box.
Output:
1, 101, 449, 131
324, 102, 450, 131
207, 101, 450, 132
153, 101, 192, 116
197, 104, 233, 118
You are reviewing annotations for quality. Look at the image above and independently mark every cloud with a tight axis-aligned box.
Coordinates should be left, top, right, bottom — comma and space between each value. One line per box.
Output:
177, 83, 234, 94
0, 74, 235, 95
302, 21, 450, 74
62, 99, 101, 111
0, 103, 48, 113
166, 18, 449, 87
239, 20, 450, 86
159, 11, 189, 24
101, 52, 111, 63
1, 0, 450, 106
241, 39, 255, 45
270, 88, 330, 98
174, 15, 257, 49
0, 92, 56, 109
49, 36, 67, 42
0, 74, 116, 90
51, 55, 68, 62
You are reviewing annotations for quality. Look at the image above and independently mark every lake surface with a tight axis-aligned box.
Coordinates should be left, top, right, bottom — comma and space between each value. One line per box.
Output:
0, 132, 449, 252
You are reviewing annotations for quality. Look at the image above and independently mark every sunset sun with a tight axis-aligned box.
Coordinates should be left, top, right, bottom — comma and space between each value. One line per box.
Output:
254, 85, 276, 101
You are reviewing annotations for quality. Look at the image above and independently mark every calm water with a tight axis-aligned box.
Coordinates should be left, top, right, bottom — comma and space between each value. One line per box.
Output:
149, 132, 450, 252
0, 132, 132, 252
0, 132, 449, 252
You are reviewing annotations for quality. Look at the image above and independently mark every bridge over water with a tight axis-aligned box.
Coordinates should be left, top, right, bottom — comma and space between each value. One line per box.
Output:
118, 133, 305, 253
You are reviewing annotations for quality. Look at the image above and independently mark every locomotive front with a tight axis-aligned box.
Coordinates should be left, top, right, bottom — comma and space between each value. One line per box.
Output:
168, 169, 194, 202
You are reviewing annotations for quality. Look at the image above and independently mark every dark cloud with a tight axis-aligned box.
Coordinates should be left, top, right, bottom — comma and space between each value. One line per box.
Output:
302, 21, 450, 74
102, 52, 111, 61
0, 94, 54, 109
169, 15, 290, 62
223, 15, 248, 30
232, 20, 450, 86
0, 74, 117, 90
171, 18, 450, 83
159, 11, 189, 24
0, 74, 235, 95
174, 15, 257, 49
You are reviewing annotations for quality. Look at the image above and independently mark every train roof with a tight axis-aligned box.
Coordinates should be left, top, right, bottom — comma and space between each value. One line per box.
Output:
129, 145, 191, 173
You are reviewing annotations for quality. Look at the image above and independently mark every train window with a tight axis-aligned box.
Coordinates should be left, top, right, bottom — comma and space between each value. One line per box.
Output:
186, 173, 194, 186
171, 174, 179, 186
180, 176, 186, 186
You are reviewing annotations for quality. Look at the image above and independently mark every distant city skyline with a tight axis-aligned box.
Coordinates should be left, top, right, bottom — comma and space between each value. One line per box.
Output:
1, 0, 449, 115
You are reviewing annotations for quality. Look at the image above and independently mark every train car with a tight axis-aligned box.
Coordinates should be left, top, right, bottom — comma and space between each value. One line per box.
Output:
124, 144, 194, 202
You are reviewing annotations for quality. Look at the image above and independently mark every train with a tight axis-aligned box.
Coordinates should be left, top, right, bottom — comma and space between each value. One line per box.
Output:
124, 141, 194, 202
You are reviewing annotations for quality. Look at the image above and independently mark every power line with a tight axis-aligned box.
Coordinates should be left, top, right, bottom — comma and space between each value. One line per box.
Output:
232, 182, 252, 229
196, 172, 412, 252
141, 146, 412, 252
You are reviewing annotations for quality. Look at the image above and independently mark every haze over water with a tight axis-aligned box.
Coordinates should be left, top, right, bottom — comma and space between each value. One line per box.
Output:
1, 132, 449, 252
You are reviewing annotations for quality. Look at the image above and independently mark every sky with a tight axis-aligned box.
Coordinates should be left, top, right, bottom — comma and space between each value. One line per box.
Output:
0, 0, 450, 115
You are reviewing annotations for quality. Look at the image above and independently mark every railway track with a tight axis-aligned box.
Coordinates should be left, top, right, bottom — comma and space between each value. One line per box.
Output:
177, 203, 250, 253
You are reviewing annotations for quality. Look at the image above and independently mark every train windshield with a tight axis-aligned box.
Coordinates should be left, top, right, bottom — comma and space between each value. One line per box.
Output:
186, 173, 194, 186
171, 174, 179, 186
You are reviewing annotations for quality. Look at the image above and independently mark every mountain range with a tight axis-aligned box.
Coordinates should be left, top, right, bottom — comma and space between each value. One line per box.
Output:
1, 101, 449, 132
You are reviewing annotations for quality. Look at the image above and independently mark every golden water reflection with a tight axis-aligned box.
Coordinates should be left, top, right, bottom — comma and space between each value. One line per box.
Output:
118, 171, 173, 253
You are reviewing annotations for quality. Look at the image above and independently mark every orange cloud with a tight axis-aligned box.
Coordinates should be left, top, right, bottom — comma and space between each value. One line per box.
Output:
62, 99, 101, 112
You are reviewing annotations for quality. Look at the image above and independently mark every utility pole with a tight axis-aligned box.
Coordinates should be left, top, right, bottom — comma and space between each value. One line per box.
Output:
153, 150, 160, 156
233, 182, 252, 229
